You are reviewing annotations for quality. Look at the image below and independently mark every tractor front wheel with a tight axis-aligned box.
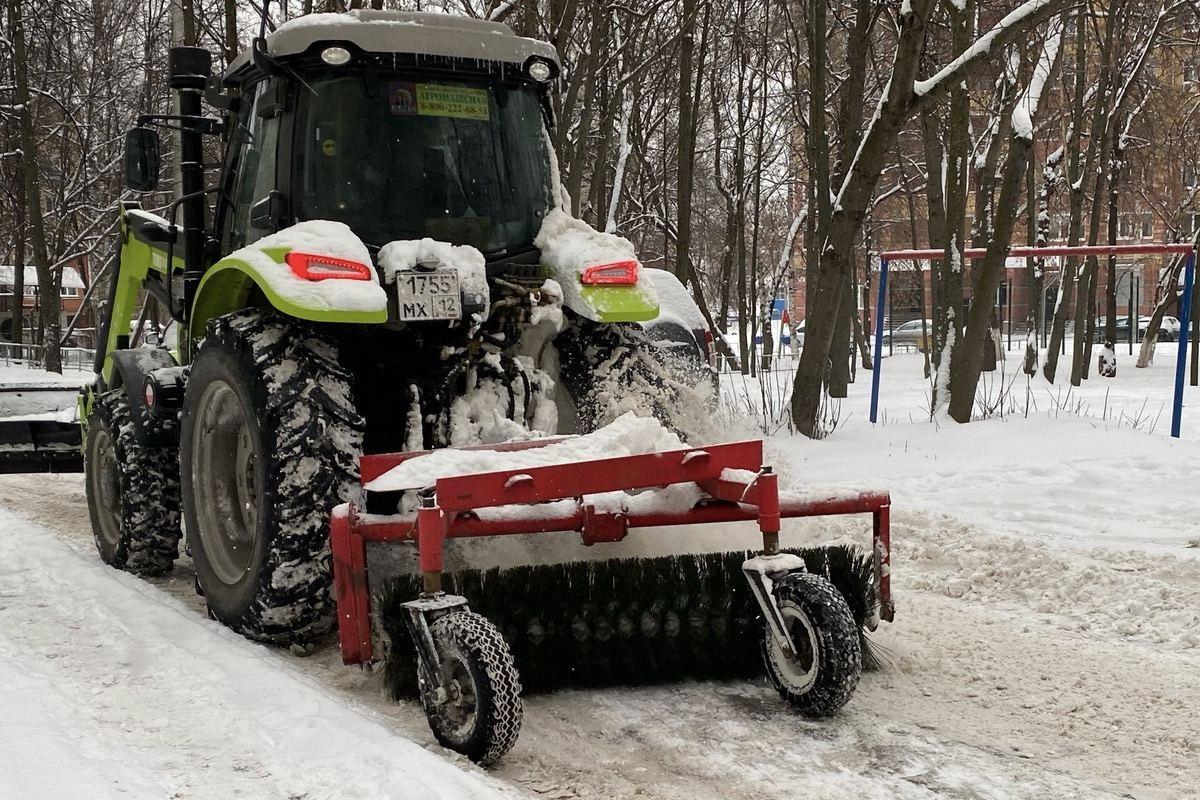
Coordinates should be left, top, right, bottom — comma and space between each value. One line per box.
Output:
180, 310, 363, 645
84, 390, 181, 575
762, 572, 861, 717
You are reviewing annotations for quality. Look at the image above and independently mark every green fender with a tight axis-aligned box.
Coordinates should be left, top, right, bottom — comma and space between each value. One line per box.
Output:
556, 277, 662, 323
100, 209, 183, 386
189, 246, 388, 341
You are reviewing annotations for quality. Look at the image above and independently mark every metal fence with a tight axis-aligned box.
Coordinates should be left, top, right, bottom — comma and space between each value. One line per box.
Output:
0, 342, 95, 372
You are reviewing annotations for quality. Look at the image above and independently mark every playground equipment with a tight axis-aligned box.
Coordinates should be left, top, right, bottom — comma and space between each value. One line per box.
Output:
869, 243, 1198, 436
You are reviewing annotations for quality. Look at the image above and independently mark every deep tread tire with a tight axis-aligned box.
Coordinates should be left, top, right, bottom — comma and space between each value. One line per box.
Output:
762, 572, 861, 717
554, 319, 709, 435
423, 611, 523, 765
180, 309, 363, 645
84, 390, 182, 575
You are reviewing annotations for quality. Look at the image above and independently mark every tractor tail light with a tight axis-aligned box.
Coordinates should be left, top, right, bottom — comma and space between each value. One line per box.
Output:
580, 260, 639, 285
285, 251, 372, 281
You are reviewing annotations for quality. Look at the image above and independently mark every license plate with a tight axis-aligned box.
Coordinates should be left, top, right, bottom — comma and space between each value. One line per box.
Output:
394, 269, 461, 321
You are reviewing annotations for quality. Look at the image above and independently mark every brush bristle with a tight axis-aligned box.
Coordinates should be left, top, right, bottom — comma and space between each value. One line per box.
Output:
377, 545, 880, 698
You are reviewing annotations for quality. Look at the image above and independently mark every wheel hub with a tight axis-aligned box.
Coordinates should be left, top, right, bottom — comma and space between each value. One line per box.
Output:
191, 380, 262, 586
89, 426, 122, 550
438, 655, 478, 731
770, 604, 819, 693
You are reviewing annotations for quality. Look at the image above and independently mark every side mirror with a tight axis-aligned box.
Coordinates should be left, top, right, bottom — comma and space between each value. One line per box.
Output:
123, 127, 160, 192
250, 191, 288, 232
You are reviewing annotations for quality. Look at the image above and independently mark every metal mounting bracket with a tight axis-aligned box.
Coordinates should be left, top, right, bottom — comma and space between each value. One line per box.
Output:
401, 593, 470, 706
742, 553, 806, 658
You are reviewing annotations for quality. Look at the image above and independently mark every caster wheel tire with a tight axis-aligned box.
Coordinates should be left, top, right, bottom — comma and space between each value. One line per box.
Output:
762, 572, 861, 717
421, 611, 522, 765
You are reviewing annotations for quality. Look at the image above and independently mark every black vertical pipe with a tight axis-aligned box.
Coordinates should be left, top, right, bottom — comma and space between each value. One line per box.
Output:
1128, 271, 1134, 354
1006, 280, 1012, 351
168, 47, 212, 337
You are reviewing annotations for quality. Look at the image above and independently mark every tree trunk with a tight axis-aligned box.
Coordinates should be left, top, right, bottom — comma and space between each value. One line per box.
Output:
826, 0, 872, 398
11, 167, 26, 345
1069, 0, 1124, 386
1098, 133, 1122, 378
565, 3, 608, 215
949, 133, 1032, 422
933, 0, 974, 409
674, 0, 697, 284
8, 0, 60, 372
920, 109, 947, 368
805, 0, 831, 328
1025, 146, 1061, 374
1044, 9, 1092, 383
223, 0, 239, 62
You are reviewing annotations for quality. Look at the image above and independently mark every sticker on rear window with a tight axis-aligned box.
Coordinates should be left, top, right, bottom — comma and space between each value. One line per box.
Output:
388, 82, 489, 121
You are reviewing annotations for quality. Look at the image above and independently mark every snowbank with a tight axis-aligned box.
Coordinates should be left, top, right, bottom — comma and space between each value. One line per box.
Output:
641, 268, 705, 331
0, 510, 519, 800
227, 220, 388, 314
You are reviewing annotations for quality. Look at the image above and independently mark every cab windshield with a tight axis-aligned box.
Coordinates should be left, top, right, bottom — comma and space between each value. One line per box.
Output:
296, 74, 554, 254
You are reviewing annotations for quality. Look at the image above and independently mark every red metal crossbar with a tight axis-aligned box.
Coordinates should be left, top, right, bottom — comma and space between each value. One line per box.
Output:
330, 440, 893, 665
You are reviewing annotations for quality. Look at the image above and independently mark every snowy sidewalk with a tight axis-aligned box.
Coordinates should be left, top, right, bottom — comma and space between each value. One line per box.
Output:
0, 509, 522, 800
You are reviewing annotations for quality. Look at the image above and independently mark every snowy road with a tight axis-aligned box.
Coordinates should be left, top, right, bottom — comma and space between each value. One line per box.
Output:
2, 410, 1197, 800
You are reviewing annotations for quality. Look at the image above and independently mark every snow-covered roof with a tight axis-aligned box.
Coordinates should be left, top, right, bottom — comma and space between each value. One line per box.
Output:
227, 10, 558, 77
0, 265, 85, 290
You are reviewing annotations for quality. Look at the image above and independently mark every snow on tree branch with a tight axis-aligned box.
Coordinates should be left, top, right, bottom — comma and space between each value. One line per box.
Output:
913, 0, 1066, 98
1012, 14, 1065, 140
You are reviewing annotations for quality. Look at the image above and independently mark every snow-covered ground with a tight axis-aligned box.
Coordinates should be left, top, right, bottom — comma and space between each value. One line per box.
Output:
0, 363, 92, 387
1, 345, 1198, 799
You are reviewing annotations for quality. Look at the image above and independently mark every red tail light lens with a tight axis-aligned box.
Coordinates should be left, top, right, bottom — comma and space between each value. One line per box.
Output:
285, 251, 372, 281
580, 259, 639, 285
703, 330, 715, 366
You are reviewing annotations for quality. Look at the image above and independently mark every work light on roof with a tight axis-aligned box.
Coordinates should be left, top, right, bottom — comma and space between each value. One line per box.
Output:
320, 46, 352, 66
526, 57, 553, 82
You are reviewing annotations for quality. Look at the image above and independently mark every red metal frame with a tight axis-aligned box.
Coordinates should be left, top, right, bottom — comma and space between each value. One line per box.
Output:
870, 242, 1199, 427
331, 440, 893, 665
880, 243, 1197, 261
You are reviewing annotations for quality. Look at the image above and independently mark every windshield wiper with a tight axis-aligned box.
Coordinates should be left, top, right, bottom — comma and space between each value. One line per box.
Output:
482, 243, 539, 262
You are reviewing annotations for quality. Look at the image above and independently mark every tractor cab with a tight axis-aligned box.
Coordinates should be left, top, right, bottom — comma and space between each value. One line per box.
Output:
215, 11, 561, 261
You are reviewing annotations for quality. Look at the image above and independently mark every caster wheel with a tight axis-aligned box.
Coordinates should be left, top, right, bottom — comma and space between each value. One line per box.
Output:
762, 572, 862, 717
420, 611, 522, 765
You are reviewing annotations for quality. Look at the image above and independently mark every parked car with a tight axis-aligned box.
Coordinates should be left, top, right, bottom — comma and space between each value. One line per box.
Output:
1092, 316, 1133, 343
1091, 316, 1180, 342
1145, 315, 1181, 341
881, 319, 932, 351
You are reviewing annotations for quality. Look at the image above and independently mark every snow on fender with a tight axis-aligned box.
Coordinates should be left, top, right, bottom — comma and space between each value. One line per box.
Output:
534, 208, 659, 321
191, 220, 389, 335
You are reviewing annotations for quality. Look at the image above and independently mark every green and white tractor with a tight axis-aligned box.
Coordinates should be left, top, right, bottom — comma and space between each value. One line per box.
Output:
83, 10, 712, 644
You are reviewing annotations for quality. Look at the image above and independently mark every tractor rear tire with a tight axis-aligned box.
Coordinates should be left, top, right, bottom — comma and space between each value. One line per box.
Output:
180, 309, 363, 645
554, 319, 708, 436
422, 611, 523, 765
762, 572, 861, 717
84, 390, 182, 576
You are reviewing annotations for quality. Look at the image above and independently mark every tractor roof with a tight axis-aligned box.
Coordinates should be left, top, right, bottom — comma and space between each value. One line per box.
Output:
226, 10, 558, 78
